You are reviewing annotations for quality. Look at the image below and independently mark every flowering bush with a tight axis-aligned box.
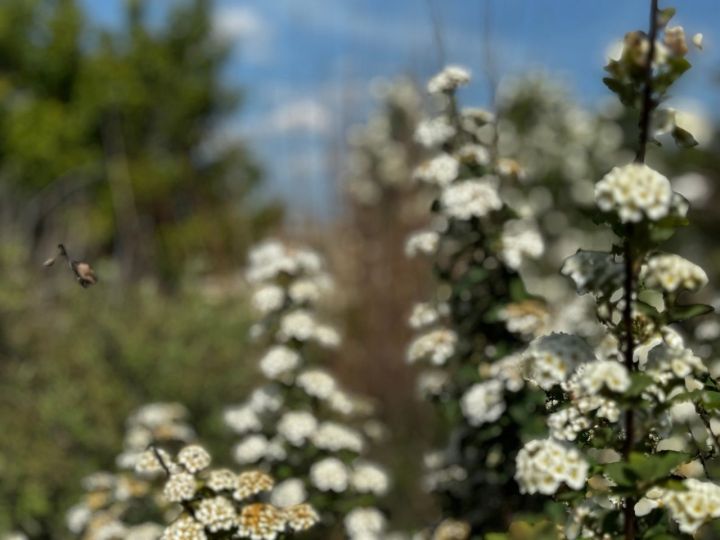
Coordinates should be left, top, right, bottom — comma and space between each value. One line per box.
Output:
511, 4, 720, 539
67, 403, 319, 540
405, 65, 552, 533
224, 240, 391, 538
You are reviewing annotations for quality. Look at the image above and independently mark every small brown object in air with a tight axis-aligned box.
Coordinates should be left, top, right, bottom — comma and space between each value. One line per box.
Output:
47, 244, 99, 288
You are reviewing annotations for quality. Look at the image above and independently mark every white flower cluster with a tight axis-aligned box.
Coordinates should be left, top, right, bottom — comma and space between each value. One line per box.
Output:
635, 480, 720, 534
415, 116, 456, 148
117, 403, 196, 471
344, 507, 387, 539
595, 163, 674, 223
522, 333, 595, 390
408, 302, 448, 329
644, 338, 707, 399
413, 153, 459, 186
515, 438, 588, 495
245, 240, 322, 284
642, 253, 708, 293
460, 380, 506, 427
68, 403, 202, 539
440, 177, 502, 220
545, 359, 630, 441
499, 219, 544, 270
226, 239, 389, 534
498, 300, 550, 339
407, 328, 457, 365
405, 230, 439, 257
427, 65, 471, 94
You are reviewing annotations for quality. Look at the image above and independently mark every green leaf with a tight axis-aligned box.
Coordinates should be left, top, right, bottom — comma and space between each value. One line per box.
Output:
638, 289, 665, 313
667, 303, 714, 323
701, 391, 720, 410
604, 451, 692, 488
657, 7, 676, 27
626, 373, 655, 397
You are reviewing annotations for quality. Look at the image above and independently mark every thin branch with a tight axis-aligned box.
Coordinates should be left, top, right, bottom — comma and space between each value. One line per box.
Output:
623, 2, 659, 539
635, 0, 660, 164
696, 402, 720, 456
150, 445, 196, 518
687, 423, 713, 480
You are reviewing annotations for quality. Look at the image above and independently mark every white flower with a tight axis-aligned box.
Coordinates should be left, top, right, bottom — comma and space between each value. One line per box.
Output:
487, 353, 526, 392
296, 369, 337, 400
161, 515, 207, 540
664, 25, 688, 56
278, 310, 318, 341
248, 386, 284, 413
651, 479, 720, 534
407, 328, 457, 365
515, 439, 588, 495
206, 469, 237, 492
573, 360, 630, 394
163, 472, 196, 502
642, 253, 708, 293
457, 143, 490, 166
547, 407, 591, 441
413, 154, 459, 186
427, 65, 471, 94
414, 116, 456, 148
441, 178, 502, 220
417, 369, 448, 398
315, 324, 341, 348
312, 422, 364, 453
177, 445, 211, 474
408, 302, 447, 329
270, 478, 307, 508
195, 496, 237, 532
328, 389, 356, 415
277, 411, 318, 446
351, 462, 390, 495
233, 434, 270, 465
460, 380, 506, 426
499, 219, 544, 270
223, 405, 261, 434
498, 301, 549, 338
66, 504, 91, 534
523, 333, 595, 390
344, 507, 387, 538
246, 240, 322, 283
405, 230, 439, 257
310, 457, 350, 492
288, 274, 332, 304
595, 163, 673, 223
259, 346, 301, 380
251, 285, 285, 314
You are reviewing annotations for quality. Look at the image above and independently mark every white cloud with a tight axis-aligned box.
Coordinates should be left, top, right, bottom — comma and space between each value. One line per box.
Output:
213, 5, 272, 63
264, 99, 332, 136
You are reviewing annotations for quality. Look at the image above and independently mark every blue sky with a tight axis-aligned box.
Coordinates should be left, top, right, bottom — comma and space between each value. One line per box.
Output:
81, 0, 720, 218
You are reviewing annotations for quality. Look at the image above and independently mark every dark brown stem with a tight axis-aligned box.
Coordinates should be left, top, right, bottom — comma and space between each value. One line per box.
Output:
624, 1, 659, 538
150, 445, 196, 518
635, 0, 660, 164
